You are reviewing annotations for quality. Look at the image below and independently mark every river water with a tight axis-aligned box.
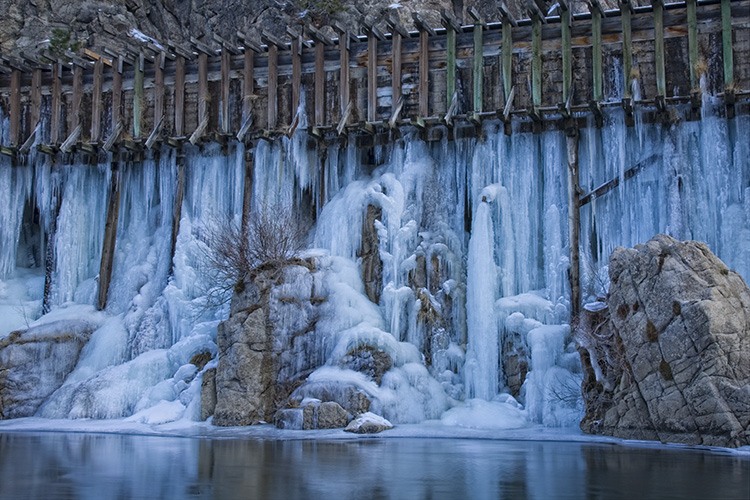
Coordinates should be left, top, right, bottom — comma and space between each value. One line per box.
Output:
0, 432, 747, 499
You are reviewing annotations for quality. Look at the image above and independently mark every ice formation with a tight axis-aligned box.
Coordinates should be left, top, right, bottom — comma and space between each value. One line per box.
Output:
0, 97, 747, 430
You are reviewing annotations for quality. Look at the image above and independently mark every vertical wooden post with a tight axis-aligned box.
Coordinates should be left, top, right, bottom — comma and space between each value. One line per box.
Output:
170, 148, 186, 267
392, 30, 403, 116
621, 1, 633, 98
591, 1, 603, 103
268, 44, 278, 130
312, 40, 324, 126
51, 62, 62, 144
243, 47, 255, 120
367, 31, 378, 122
501, 9, 516, 103
133, 54, 144, 139
413, 13, 434, 118
561, 3, 572, 103
441, 9, 460, 111
97, 157, 122, 311
653, 0, 666, 99
686, 0, 699, 89
71, 64, 83, 135
470, 8, 484, 113
291, 34, 301, 116
198, 52, 208, 127
112, 57, 123, 128
153, 52, 165, 132
174, 55, 185, 137
31, 68, 42, 130
566, 129, 581, 321
9, 69, 20, 147
220, 47, 231, 134
531, 11, 542, 109
721, 0, 733, 90
338, 27, 351, 117
91, 56, 104, 142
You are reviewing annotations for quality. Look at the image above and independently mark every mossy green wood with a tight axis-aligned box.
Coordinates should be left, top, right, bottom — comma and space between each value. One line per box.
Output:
721, 0, 733, 88
654, 1, 666, 97
473, 22, 483, 113
532, 15, 542, 108
446, 28, 456, 110
592, 6, 603, 102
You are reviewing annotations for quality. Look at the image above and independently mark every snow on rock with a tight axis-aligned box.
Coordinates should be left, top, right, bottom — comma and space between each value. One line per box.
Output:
345, 412, 394, 434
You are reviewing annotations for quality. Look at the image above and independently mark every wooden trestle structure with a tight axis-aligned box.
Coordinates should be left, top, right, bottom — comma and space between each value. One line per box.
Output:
0, 0, 747, 313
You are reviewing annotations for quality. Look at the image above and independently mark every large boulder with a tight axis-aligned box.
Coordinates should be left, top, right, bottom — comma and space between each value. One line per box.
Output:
579, 234, 750, 447
0, 320, 94, 419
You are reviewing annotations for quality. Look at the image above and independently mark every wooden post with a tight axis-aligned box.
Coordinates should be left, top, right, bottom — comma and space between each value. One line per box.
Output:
591, 0, 603, 103
367, 30, 378, 122
531, 9, 543, 110
336, 25, 351, 118
170, 148, 186, 268
653, 0, 666, 99
174, 55, 185, 137
268, 44, 278, 130
112, 57, 123, 128
441, 9, 460, 111
91, 56, 104, 142
51, 62, 62, 144
314, 40, 326, 126
291, 33, 302, 117
133, 54, 144, 139
97, 157, 122, 311
470, 8, 484, 113
153, 52, 165, 135
413, 13, 434, 118
221, 47, 231, 134
721, 0, 733, 90
686, 0, 699, 89
71, 64, 83, 137
31, 68, 42, 131
243, 46, 255, 120
9, 69, 20, 147
566, 129, 581, 321
387, 15, 407, 118
500, 5, 516, 103
621, 1, 633, 98
198, 52, 208, 129
561, 2, 572, 103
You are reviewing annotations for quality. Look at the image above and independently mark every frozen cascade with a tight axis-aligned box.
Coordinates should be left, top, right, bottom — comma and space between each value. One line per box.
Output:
0, 100, 746, 429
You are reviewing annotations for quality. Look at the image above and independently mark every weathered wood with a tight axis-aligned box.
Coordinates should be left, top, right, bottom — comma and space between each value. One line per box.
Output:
368, 32, 377, 122
338, 28, 351, 117
621, 1, 633, 98
30, 68, 42, 136
443, 17, 456, 111
61, 124, 81, 153
291, 36, 301, 116
146, 116, 163, 150
153, 52, 165, 134
71, 65, 83, 135
591, 1, 603, 102
653, 0, 666, 98
103, 120, 123, 152
243, 48, 255, 120
502, 17, 514, 102
315, 40, 325, 126
51, 62, 62, 144
91, 57, 104, 142
97, 160, 122, 311
170, 150, 186, 270
561, 6, 572, 103
189, 116, 209, 145
174, 55, 185, 137
721, 0, 734, 89
221, 48, 231, 134
338, 99, 352, 135
198, 52, 208, 127
472, 14, 484, 113
418, 28, 429, 117
9, 69, 20, 146
686, 0, 699, 89
133, 55, 143, 139
531, 12, 542, 109
268, 44, 278, 130
580, 154, 658, 206
392, 31, 403, 116
566, 130, 580, 321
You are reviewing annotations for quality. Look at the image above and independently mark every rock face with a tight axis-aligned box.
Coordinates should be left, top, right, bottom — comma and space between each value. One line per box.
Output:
0, 320, 94, 419
579, 234, 750, 447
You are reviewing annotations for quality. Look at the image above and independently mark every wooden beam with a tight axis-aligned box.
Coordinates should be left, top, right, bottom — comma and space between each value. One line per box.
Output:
174, 55, 185, 137
721, 0, 733, 90
30, 68, 42, 138
391, 30, 403, 118
414, 13, 431, 118
97, 159, 122, 311
531, 10, 542, 109
9, 69, 20, 146
243, 47, 255, 121
91, 56, 104, 142
590, 0, 603, 103
470, 9, 484, 113
561, 5, 572, 103
335, 24, 353, 119
367, 31, 377, 122
71, 65, 83, 137
315, 40, 325, 126
501, 12, 515, 103
653, 0, 666, 98
621, 1, 633, 99
198, 52, 208, 128
268, 44, 278, 130
51, 62, 62, 144
153, 52, 165, 136
686, 0, 699, 89
221, 47, 231, 134
291, 33, 301, 117
442, 9, 459, 112
133, 55, 144, 139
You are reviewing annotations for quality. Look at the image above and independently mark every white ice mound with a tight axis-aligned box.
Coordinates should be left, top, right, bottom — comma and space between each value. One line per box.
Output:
441, 398, 528, 430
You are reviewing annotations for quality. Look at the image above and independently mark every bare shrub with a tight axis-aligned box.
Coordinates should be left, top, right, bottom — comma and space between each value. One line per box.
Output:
199, 205, 307, 305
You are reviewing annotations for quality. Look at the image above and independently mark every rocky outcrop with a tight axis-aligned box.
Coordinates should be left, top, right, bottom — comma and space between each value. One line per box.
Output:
579, 234, 750, 447
345, 412, 393, 434
360, 205, 383, 305
0, 320, 95, 419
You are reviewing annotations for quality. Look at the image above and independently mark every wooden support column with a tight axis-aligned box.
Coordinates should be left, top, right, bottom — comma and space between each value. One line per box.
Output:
133, 54, 144, 139
590, 0, 603, 103
290, 31, 302, 117
620, 0, 633, 99
51, 62, 62, 144
170, 148, 186, 268
154, 52, 164, 129
97, 157, 123, 311
71, 64, 83, 137
386, 15, 408, 119
220, 47, 231, 134
9, 68, 21, 147
174, 54, 185, 137
566, 128, 581, 321
469, 8, 484, 114
441, 9, 460, 112
237, 34, 260, 141
262, 31, 282, 131
499, 5, 516, 104
334, 23, 353, 119
30, 67, 42, 130
530, 6, 544, 112
91, 56, 104, 142
310, 27, 334, 128
198, 52, 208, 129
721, 0, 733, 91
653, 0, 666, 110
561, 2, 573, 103
686, 0, 699, 89
367, 30, 378, 122
413, 13, 435, 119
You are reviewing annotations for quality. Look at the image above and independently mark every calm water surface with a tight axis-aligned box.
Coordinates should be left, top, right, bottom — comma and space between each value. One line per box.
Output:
0, 432, 747, 500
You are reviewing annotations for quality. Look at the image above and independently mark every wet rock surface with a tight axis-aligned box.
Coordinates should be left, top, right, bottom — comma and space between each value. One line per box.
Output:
579, 234, 750, 447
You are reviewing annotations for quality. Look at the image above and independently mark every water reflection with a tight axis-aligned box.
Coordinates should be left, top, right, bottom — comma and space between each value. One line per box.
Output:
0, 433, 747, 499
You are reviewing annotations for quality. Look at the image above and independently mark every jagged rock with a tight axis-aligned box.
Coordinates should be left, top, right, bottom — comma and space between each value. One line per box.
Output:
316, 401, 348, 429
289, 382, 371, 416
344, 412, 393, 434
360, 204, 383, 304
190, 351, 214, 371
579, 234, 750, 447
340, 345, 392, 385
0, 320, 95, 419
200, 367, 217, 421
502, 330, 529, 398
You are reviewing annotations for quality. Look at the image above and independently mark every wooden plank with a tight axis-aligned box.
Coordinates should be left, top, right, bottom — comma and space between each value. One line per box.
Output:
71, 65, 83, 136
445, 27, 455, 111
591, 2, 603, 102
418, 28, 429, 117
653, 0, 666, 98
532, 13, 542, 108
392, 31, 403, 116
339, 29, 350, 117
721, 0, 733, 89
621, 1, 633, 99
91, 57, 104, 142
561, 7, 572, 103
291, 36, 301, 116
198, 52, 208, 127
133, 55, 143, 139
221, 48, 231, 134
174, 55, 185, 137
473, 20, 483, 113
268, 44, 278, 130
97, 160, 122, 311
502, 18, 513, 102
368, 32, 377, 122
315, 40, 325, 126
153, 52, 164, 134
9, 69, 20, 146
51, 62, 62, 144
30, 68, 42, 135
686, 0, 698, 89
243, 48, 254, 120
